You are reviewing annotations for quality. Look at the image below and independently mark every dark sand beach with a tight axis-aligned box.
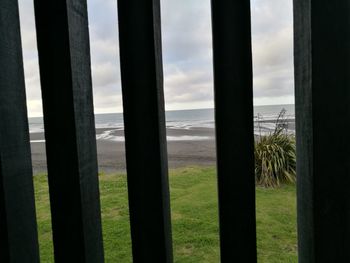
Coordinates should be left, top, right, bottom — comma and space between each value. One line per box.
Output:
30, 127, 217, 174
29, 116, 295, 174
28, 106, 295, 174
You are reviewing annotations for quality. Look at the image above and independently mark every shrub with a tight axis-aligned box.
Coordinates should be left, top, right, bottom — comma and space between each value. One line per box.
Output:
255, 110, 296, 187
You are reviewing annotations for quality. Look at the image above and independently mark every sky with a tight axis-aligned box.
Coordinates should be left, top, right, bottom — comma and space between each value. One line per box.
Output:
18, 0, 294, 117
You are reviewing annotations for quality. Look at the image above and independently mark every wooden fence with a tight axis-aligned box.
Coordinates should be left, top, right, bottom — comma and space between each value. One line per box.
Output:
0, 0, 349, 262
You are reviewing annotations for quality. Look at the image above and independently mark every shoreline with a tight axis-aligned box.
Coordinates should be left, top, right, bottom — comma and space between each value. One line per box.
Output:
29, 121, 294, 174
30, 127, 217, 174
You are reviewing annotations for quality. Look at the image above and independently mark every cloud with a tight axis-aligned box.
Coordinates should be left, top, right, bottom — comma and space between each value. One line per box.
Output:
165, 67, 213, 104
251, 0, 294, 104
17, 0, 294, 117
18, 1, 42, 116
161, 0, 213, 64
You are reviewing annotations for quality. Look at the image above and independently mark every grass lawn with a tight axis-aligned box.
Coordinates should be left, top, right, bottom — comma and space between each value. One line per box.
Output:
34, 166, 297, 262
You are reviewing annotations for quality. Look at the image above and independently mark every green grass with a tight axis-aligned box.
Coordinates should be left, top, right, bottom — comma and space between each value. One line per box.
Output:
34, 167, 297, 262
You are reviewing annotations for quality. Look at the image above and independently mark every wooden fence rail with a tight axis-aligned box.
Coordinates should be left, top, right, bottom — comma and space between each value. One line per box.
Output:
0, 0, 349, 262
211, 1, 257, 262
0, 0, 39, 262
294, 0, 350, 262
117, 0, 173, 262
34, 0, 104, 262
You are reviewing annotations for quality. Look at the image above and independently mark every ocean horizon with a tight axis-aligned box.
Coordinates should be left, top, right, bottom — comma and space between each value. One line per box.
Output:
29, 104, 295, 143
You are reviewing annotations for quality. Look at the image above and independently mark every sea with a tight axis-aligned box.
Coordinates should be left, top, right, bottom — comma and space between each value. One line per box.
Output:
29, 104, 295, 142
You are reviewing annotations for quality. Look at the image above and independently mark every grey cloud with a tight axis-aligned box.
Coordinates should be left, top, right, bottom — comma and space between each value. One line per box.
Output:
251, 0, 294, 104
161, 0, 214, 108
164, 67, 213, 104
161, 0, 212, 63
93, 92, 123, 113
18, 0, 294, 116
91, 62, 120, 88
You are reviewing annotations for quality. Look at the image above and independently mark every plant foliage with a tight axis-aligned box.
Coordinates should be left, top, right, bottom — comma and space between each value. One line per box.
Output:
255, 109, 296, 187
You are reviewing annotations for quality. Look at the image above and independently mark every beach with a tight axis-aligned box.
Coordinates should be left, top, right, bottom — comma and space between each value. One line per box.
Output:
30, 127, 217, 174
29, 105, 295, 174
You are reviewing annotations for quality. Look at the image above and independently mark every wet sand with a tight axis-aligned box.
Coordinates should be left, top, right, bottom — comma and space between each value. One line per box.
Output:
29, 118, 293, 175
30, 127, 217, 174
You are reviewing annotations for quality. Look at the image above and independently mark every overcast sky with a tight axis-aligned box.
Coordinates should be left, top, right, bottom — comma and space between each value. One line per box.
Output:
18, 0, 294, 117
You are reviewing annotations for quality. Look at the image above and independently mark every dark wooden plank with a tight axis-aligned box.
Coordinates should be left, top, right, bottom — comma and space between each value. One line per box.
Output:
33, 1, 104, 262
294, 0, 350, 262
211, 1, 257, 262
0, 0, 40, 262
117, 0, 173, 262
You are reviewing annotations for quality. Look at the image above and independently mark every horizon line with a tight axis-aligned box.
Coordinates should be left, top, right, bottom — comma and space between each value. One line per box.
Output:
27, 103, 294, 118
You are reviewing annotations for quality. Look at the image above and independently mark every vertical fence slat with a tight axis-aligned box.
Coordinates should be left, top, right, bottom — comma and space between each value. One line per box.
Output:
211, 1, 257, 262
33, 1, 104, 261
117, 0, 173, 262
294, 1, 350, 262
0, 0, 39, 262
